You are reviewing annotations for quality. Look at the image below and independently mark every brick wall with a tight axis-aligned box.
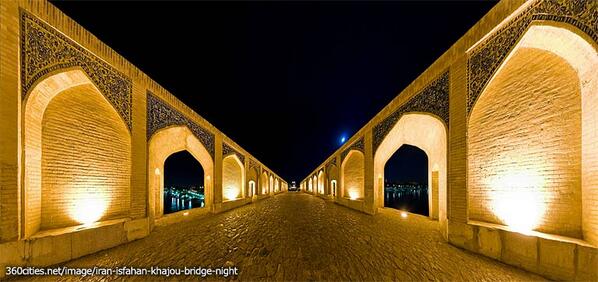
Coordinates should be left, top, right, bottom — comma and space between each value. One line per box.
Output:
342, 151, 365, 199
468, 47, 582, 238
41, 84, 131, 229
261, 173, 268, 195
222, 156, 243, 200
0, 0, 20, 242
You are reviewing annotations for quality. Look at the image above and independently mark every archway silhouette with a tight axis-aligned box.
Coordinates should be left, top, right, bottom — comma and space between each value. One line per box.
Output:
374, 113, 447, 235
383, 144, 429, 216
148, 125, 213, 219
163, 151, 205, 214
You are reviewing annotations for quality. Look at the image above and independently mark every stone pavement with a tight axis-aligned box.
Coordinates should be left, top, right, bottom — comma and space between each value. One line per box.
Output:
13, 193, 544, 281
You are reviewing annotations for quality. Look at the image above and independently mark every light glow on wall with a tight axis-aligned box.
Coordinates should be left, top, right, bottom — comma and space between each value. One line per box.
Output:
488, 168, 546, 234
348, 190, 359, 200
71, 195, 107, 226
224, 186, 240, 201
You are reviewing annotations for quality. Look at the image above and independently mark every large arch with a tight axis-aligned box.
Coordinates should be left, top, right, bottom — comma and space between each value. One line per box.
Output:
274, 178, 280, 192
261, 172, 269, 195
148, 126, 214, 219
308, 178, 313, 193
374, 113, 447, 227
247, 167, 259, 197
468, 22, 598, 243
269, 175, 274, 194
341, 150, 365, 200
327, 164, 339, 197
22, 69, 132, 238
222, 154, 245, 201
317, 170, 325, 195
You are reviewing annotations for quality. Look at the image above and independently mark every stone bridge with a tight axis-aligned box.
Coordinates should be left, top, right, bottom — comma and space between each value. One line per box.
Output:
0, 0, 597, 281
0, 0, 287, 275
300, 0, 597, 280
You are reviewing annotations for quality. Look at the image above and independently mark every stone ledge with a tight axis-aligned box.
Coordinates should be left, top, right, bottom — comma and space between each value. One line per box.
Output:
0, 217, 150, 278
335, 197, 371, 214
448, 220, 598, 281
29, 218, 127, 240
217, 197, 252, 213
155, 207, 211, 227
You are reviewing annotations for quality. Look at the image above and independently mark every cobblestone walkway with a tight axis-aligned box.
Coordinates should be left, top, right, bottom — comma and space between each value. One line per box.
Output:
16, 193, 544, 281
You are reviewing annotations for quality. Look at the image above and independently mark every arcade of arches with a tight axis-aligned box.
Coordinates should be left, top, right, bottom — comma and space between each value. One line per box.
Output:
0, 0, 596, 280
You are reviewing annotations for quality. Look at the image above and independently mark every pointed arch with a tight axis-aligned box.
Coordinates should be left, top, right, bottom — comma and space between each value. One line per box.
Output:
148, 125, 214, 219
23, 69, 131, 237
468, 22, 598, 243
374, 113, 447, 234
341, 150, 365, 200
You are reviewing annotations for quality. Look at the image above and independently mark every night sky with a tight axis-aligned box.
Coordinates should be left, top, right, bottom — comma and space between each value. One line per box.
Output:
164, 151, 204, 188
50, 1, 497, 183
384, 145, 428, 184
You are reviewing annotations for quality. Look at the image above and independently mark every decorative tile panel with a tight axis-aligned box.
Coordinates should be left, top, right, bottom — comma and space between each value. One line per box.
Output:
248, 158, 260, 172
326, 158, 338, 173
467, 0, 597, 114
223, 142, 245, 164
147, 92, 215, 158
20, 10, 132, 129
341, 137, 365, 163
373, 71, 449, 153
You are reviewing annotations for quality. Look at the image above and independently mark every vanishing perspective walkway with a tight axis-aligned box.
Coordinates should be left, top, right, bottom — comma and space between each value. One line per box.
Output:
16, 193, 544, 281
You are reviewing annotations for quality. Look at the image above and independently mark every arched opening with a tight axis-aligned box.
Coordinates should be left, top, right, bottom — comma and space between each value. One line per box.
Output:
269, 175, 274, 194
383, 145, 429, 216
23, 69, 131, 237
223, 155, 245, 201
308, 178, 313, 192
149, 126, 213, 219
328, 164, 338, 197
261, 172, 269, 195
374, 113, 447, 232
312, 175, 318, 194
249, 181, 255, 197
317, 170, 325, 195
331, 180, 337, 197
341, 150, 365, 200
275, 178, 280, 192
163, 151, 205, 214
247, 167, 258, 197
468, 23, 598, 243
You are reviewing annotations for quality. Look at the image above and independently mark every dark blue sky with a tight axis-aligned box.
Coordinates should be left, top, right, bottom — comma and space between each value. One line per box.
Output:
51, 1, 497, 183
164, 151, 204, 188
385, 145, 428, 184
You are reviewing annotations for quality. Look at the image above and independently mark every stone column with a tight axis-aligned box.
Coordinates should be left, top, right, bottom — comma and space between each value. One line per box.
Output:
213, 134, 223, 212
363, 130, 375, 214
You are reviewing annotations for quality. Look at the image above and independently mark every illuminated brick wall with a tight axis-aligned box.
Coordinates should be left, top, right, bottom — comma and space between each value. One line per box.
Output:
261, 172, 269, 195
341, 151, 364, 199
468, 47, 582, 238
41, 84, 131, 229
222, 155, 243, 200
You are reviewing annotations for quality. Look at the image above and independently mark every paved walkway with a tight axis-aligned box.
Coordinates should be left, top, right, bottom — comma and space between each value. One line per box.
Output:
15, 193, 544, 281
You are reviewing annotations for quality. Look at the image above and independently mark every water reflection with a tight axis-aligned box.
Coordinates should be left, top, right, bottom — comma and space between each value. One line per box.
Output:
164, 187, 205, 214
384, 184, 428, 216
